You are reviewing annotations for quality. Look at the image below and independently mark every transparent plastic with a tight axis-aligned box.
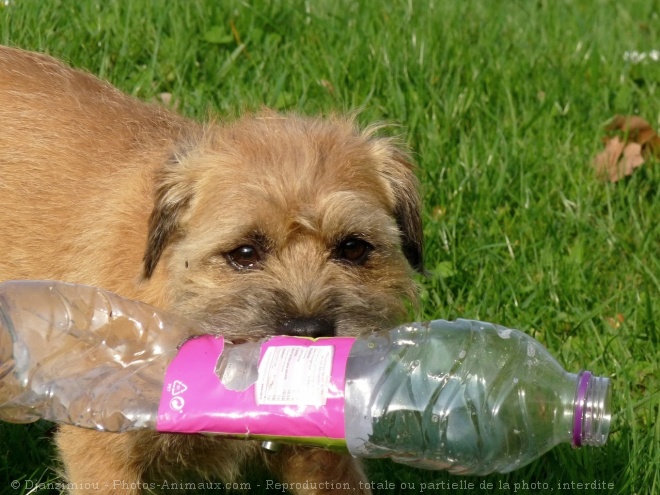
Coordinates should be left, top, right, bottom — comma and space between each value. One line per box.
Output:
0, 280, 198, 431
0, 281, 611, 475
344, 320, 611, 474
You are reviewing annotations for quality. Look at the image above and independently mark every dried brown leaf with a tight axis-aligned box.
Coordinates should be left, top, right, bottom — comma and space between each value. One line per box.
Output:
593, 136, 626, 181
594, 114, 660, 182
621, 142, 645, 177
605, 115, 657, 145
318, 79, 336, 96
605, 313, 625, 330
159, 92, 173, 106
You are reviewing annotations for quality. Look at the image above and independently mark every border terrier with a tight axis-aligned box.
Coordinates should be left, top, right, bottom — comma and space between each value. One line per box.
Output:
0, 46, 424, 495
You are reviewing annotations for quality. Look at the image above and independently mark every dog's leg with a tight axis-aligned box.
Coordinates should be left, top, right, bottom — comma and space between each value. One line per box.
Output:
267, 446, 372, 495
56, 427, 147, 495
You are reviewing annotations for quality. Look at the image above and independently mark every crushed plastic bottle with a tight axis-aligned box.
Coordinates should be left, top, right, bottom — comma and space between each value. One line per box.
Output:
0, 280, 611, 475
0, 280, 197, 430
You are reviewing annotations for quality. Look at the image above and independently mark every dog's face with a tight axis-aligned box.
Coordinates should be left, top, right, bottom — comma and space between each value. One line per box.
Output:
142, 114, 423, 340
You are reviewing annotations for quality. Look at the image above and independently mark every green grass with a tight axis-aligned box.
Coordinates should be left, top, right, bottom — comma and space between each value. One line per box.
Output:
1, 0, 659, 494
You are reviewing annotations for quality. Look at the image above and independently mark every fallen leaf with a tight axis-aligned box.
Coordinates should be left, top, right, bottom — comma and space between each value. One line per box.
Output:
157, 92, 179, 110
594, 137, 645, 182
605, 313, 625, 330
621, 142, 645, 170
431, 206, 446, 219
318, 79, 335, 96
593, 114, 660, 182
605, 115, 659, 148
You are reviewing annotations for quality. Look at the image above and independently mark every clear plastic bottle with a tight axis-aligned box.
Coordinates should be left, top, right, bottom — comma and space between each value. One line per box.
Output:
344, 320, 611, 474
0, 280, 197, 431
0, 280, 611, 475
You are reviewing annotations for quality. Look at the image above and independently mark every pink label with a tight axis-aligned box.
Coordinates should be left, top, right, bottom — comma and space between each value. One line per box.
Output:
157, 335, 355, 440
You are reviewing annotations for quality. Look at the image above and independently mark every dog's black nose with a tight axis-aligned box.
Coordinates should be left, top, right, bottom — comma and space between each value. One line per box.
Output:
277, 317, 336, 338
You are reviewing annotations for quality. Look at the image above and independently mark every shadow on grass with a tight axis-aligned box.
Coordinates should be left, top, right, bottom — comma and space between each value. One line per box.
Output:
363, 438, 630, 495
0, 417, 644, 495
0, 420, 59, 495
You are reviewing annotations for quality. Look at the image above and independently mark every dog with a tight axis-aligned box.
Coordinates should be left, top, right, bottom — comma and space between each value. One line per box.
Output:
0, 46, 424, 494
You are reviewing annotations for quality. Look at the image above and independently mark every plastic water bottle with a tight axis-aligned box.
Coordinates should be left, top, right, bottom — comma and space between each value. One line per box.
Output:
0, 280, 611, 475
343, 320, 611, 474
0, 280, 197, 430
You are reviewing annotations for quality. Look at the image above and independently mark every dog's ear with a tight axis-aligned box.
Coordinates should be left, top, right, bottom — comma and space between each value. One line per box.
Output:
372, 137, 425, 274
142, 134, 202, 279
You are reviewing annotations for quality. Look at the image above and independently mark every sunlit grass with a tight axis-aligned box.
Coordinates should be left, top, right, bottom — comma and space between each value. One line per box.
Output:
1, 1, 658, 493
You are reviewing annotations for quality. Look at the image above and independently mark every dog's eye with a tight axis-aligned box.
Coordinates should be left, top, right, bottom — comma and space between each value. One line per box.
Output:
226, 245, 261, 269
336, 237, 373, 265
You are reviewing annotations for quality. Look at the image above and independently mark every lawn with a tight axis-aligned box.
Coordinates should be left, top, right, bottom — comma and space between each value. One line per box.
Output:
1, 0, 659, 494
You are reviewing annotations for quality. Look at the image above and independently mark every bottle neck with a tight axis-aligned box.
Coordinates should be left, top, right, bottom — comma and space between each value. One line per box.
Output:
571, 371, 611, 448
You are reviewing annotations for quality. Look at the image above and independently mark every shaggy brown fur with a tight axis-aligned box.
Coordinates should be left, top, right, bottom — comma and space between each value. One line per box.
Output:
0, 46, 424, 495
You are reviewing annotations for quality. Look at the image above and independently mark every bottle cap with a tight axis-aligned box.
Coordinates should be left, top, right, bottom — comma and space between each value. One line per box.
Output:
573, 371, 612, 448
